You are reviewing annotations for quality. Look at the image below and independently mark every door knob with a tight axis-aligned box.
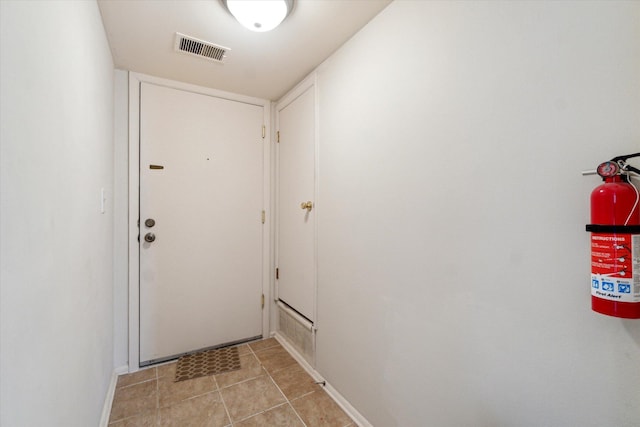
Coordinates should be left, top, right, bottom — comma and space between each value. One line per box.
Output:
300, 201, 313, 212
145, 218, 156, 228
144, 233, 156, 243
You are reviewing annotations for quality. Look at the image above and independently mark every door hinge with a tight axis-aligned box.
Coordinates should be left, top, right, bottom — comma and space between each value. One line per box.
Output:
276, 131, 280, 143
261, 294, 265, 309
261, 210, 266, 224
262, 125, 266, 139
276, 267, 279, 279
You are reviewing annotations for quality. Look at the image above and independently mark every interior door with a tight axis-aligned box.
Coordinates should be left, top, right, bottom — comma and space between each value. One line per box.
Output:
277, 85, 316, 321
139, 82, 264, 365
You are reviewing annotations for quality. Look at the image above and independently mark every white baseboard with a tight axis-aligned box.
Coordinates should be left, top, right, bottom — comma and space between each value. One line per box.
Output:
115, 364, 129, 375
99, 365, 128, 427
274, 332, 372, 427
274, 332, 321, 381
323, 381, 373, 427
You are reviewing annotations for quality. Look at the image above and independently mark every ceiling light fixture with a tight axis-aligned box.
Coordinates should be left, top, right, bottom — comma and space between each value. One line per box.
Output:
223, 0, 293, 32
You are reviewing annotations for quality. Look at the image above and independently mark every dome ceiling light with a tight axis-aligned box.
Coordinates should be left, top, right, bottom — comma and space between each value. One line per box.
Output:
222, 0, 294, 32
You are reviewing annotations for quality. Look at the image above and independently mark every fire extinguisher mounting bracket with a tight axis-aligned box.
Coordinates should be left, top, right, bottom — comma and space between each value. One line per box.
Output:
586, 224, 640, 233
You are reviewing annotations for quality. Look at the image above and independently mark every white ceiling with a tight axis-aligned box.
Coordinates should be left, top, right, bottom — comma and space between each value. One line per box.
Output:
97, 0, 392, 100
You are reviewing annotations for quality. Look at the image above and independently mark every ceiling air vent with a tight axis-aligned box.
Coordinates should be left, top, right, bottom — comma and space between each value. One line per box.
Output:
174, 32, 229, 63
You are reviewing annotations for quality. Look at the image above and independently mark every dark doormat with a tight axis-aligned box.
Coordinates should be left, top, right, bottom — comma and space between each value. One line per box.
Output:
174, 346, 241, 382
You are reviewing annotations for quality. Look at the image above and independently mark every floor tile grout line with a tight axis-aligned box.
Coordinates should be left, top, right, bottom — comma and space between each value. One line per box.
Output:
274, 340, 357, 426
263, 359, 299, 376
217, 367, 267, 391
219, 343, 282, 425
215, 373, 234, 427
288, 389, 318, 403
109, 379, 160, 424
219, 390, 234, 426
223, 370, 287, 425
286, 399, 308, 427
258, 338, 351, 426
245, 343, 258, 364
110, 339, 332, 426
155, 370, 160, 427
232, 401, 291, 425
223, 343, 296, 389
157, 367, 221, 407
114, 376, 156, 390
220, 346, 307, 427
252, 343, 289, 356
107, 404, 156, 425
158, 388, 221, 410
247, 339, 281, 355
264, 364, 308, 427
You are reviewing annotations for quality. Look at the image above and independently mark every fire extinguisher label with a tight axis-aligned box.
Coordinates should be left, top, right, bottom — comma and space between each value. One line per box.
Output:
590, 233, 640, 303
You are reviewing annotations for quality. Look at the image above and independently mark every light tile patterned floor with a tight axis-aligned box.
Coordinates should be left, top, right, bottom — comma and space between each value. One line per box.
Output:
108, 338, 355, 426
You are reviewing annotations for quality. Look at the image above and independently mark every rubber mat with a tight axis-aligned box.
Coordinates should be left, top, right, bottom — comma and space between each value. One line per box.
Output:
174, 346, 241, 382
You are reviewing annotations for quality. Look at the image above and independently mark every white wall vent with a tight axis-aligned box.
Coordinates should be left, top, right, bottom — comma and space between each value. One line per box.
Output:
174, 32, 229, 63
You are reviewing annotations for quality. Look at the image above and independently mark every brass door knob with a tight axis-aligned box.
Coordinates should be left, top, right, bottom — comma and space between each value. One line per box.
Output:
300, 201, 313, 212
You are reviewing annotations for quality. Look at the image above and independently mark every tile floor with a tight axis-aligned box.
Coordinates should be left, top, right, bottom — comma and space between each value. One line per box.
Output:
108, 338, 355, 426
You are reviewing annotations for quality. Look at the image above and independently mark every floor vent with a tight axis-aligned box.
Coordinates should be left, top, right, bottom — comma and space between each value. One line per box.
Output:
278, 303, 313, 363
174, 32, 229, 63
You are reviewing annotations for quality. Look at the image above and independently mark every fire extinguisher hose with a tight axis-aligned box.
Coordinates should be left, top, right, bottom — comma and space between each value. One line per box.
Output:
625, 176, 639, 225
611, 152, 640, 225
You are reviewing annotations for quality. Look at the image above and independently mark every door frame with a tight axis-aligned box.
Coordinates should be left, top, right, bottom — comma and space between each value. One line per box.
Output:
274, 73, 319, 328
128, 72, 272, 371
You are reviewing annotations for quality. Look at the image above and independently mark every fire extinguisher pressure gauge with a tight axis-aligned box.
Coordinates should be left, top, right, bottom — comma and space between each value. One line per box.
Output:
596, 161, 619, 178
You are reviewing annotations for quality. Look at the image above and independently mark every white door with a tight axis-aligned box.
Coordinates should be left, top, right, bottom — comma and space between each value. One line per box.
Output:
139, 82, 264, 365
277, 85, 316, 321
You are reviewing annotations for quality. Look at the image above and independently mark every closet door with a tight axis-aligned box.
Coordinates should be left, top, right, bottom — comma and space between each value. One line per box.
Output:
276, 84, 316, 321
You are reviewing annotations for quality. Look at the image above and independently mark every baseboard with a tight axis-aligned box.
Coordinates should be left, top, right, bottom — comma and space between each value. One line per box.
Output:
115, 364, 129, 375
274, 332, 322, 381
274, 332, 372, 427
99, 365, 128, 427
323, 381, 373, 427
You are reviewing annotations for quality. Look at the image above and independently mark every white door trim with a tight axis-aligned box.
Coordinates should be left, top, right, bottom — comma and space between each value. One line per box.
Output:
274, 72, 319, 350
128, 72, 271, 372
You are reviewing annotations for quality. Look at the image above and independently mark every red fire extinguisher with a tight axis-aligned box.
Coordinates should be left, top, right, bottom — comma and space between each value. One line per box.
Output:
586, 152, 640, 318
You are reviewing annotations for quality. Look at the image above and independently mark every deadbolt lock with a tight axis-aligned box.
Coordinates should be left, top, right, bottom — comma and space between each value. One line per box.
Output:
300, 201, 313, 212
145, 218, 156, 228
144, 233, 156, 243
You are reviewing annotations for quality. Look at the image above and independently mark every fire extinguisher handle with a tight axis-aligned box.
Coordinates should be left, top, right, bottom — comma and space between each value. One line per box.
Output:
610, 152, 640, 163
623, 165, 640, 175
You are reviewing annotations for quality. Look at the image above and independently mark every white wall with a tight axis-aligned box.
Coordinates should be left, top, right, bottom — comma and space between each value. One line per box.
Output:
0, 1, 115, 425
315, 1, 640, 426
113, 69, 129, 369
